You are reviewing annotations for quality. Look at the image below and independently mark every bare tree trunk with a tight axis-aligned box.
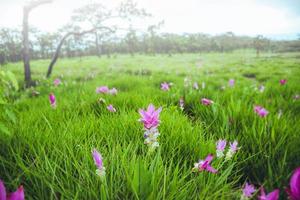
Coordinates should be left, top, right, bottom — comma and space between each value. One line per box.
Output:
46, 27, 113, 78
22, 0, 52, 87
22, 8, 31, 87
46, 33, 71, 78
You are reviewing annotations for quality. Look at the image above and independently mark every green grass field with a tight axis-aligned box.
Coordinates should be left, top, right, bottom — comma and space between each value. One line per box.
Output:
1, 51, 300, 199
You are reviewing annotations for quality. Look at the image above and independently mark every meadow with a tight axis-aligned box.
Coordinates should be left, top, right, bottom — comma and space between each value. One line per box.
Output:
0, 51, 300, 199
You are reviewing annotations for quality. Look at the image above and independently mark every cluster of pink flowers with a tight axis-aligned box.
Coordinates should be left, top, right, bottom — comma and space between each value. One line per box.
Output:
215, 139, 239, 160
254, 106, 269, 118
96, 86, 118, 95
139, 104, 162, 151
240, 167, 300, 200
92, 149, 106, 179
161, 82, 171, 91
0, 180, 24, 200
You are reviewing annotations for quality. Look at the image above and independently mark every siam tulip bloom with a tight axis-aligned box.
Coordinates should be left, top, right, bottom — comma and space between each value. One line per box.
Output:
161, 82, 170, 91
193, 154, 217, 173
92, 149, 106, 178
294, 94, 300, 101
138, 104, 162, 129
225, 140, 239, 160
202, 82, 206, 89
254, 106, 269, 118
229, 79, 235, 87
53, 78, 61, 86
49, 93, 56, 108
286, 167, 300, 200
193, 82, 199, 90
109, 88, 118, 95
179, 97, 185, 111
107, 104, 116, 112
241, 182, 256, 199
96, 86, 109, 94
0, 180, 25, 200
280, 79, 287, 85
201, 98, 213, 106
216, 139, 227, 158
139, 104, 162, 151
258, 187, 279, 200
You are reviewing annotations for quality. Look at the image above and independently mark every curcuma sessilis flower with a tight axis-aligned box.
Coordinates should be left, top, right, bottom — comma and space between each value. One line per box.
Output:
254, 106, 269, 118
96, 86, 109, 94
138, 104, 162, 151
49, 93, 56, 108
193, 154, 217, 173
161, 82, 170, 91
225, 140, 239, 160
53, 78, 61, 86
229, 79, 235, 87
258, 187, 279, 200
241, 182, 256, 199
216, 139, 227, 158
109, 88, 118, 95
107, 104, 116, 112
280, 79, 287, 85
92, 149, 106, 178
0, 179, 25, 200
201, 98, 214, 106
286, 167, 300, 200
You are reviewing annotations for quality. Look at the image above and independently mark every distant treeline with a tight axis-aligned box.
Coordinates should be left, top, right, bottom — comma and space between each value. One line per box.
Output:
1, 27, 299, 64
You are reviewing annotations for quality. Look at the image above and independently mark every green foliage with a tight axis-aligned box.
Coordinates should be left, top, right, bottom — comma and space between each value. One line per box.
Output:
0, 52, 299, 199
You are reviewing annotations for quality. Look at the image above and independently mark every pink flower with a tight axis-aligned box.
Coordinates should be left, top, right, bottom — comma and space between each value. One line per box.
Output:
286, 167, 300, 200
226, 140, 239, 160
139, 104, 162, 129
109, 88, 118, 95
161, 82, 170, 91
242, 182, 256, 198
53, 78, 61, 86
92, 149, 106, 177
92, 149, 104, 170
254, 106, 269, 117
258, 187, 279, 200
216, 139, 226, 150
216, 139, 227, 158
96, 86, 109, 94
193, 82, 199, 90
193, 154, 217, 173
107, 104, 116, 112
280, 79, 287, 85
201, 98, 213, 106
229, 79, 235, 87
49, 93, 56, 108
0, 180, 25, 200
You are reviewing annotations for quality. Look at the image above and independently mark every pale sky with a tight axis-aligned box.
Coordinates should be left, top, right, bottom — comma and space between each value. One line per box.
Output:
0, 0, 300, 39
